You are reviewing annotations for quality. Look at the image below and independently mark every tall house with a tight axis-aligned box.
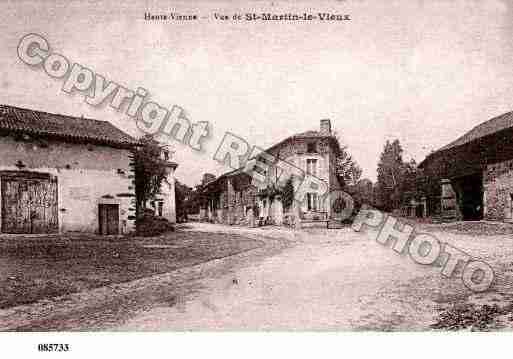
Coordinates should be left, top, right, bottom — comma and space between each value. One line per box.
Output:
200, 119, 343, 227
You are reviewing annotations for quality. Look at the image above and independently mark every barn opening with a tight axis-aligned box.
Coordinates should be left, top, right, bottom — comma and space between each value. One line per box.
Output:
451, 173, 484, 221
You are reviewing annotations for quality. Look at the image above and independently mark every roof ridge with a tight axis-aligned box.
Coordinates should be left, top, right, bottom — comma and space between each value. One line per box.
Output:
420, 110, 513, 167
0, 103, 139, 148
0, 104, 110, 125
438, 110, 513, 152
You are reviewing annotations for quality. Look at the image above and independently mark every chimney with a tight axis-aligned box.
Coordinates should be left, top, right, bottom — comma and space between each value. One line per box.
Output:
320, 119, 332, 135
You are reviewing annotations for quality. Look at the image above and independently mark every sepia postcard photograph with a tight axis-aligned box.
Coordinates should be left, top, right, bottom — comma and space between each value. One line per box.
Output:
0, 0, 512, 356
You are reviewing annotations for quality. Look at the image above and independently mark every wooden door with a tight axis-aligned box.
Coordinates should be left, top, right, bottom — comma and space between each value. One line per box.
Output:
99, 204, 119, 235
1, 176, 58, 234
29, 178, 59, 233
2, 179, 30, 233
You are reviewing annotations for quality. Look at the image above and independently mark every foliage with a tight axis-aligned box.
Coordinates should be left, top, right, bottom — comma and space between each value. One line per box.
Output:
356, 178, 375, 206
430, 303, 505, 331
282, 177, 294, 210
377, 145, 394, 210
175, 180, 193, 221
133, 135, 169, 218
415, 165, 443, 215
401, 159, 419, 202
136, 212, 175, 237
333, 132, 362, 187
182, 184, 207, 215
345, 178, 376, 210
377, 139, 403, 210
376, 139, 419, 211
257, 183, 282, 201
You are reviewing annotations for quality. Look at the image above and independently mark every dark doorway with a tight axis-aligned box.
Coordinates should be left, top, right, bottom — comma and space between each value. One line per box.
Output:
415, 204, 423, 218
157, 201, 163, 217
452, 173, 483, 221
99, 204, 119, 235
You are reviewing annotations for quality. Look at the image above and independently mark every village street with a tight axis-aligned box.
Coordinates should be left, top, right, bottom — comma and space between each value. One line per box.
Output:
117, 223, 513, 331
2, 222, 513, 331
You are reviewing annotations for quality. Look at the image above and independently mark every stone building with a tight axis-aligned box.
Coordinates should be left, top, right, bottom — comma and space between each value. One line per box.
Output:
200, 119, 343, 227
419, 111, 513, 222
0, 104, 141, 234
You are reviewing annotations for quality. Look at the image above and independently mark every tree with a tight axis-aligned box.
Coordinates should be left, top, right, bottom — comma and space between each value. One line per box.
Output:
354, 178, 374, 206
133, 135, 169, 217
175, 180, 192, 222
376, 139, 419, 211
333, 132, 362, 187
377, 139, 404, 211
401, 159, 418, 204
183, 185, 203, 215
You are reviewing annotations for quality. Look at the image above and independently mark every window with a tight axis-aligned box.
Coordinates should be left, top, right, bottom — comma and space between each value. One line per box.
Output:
307, 142, 317, 153
306, 159, 318, 176
307, 193, 318, 211
162, 150, 169, 161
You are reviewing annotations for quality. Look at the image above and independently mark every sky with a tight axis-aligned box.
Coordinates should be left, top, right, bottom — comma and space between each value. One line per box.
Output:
1, 0, 512, 187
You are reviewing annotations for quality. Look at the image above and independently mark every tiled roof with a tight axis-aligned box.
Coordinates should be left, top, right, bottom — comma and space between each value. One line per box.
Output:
202, 129, 342, 187
438, 111, 513, 152
292, 130, 327, 138
0, 104, 139, 148
202, 167, 241, 189
419, 110, 513, 168
267, 130, 342, 155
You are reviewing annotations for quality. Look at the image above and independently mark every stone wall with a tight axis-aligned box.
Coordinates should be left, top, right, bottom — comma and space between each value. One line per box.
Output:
483, 159, 513, 222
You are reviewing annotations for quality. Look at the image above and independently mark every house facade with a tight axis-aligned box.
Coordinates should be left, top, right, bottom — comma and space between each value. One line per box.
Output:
419, 111, 513, 223
200, 119, 343, 227
0, 104, 140, 234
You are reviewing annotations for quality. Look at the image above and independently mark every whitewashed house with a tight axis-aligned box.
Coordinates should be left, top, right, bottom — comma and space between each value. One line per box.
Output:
0, 104, 140, 235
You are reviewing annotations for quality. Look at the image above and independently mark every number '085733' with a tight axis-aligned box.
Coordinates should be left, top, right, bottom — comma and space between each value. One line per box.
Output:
37, 344, 70, 352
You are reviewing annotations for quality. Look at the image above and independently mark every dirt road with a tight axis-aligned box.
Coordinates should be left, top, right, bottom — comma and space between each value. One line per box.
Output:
4, 222, 512, 331
119, 223, 507, 331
